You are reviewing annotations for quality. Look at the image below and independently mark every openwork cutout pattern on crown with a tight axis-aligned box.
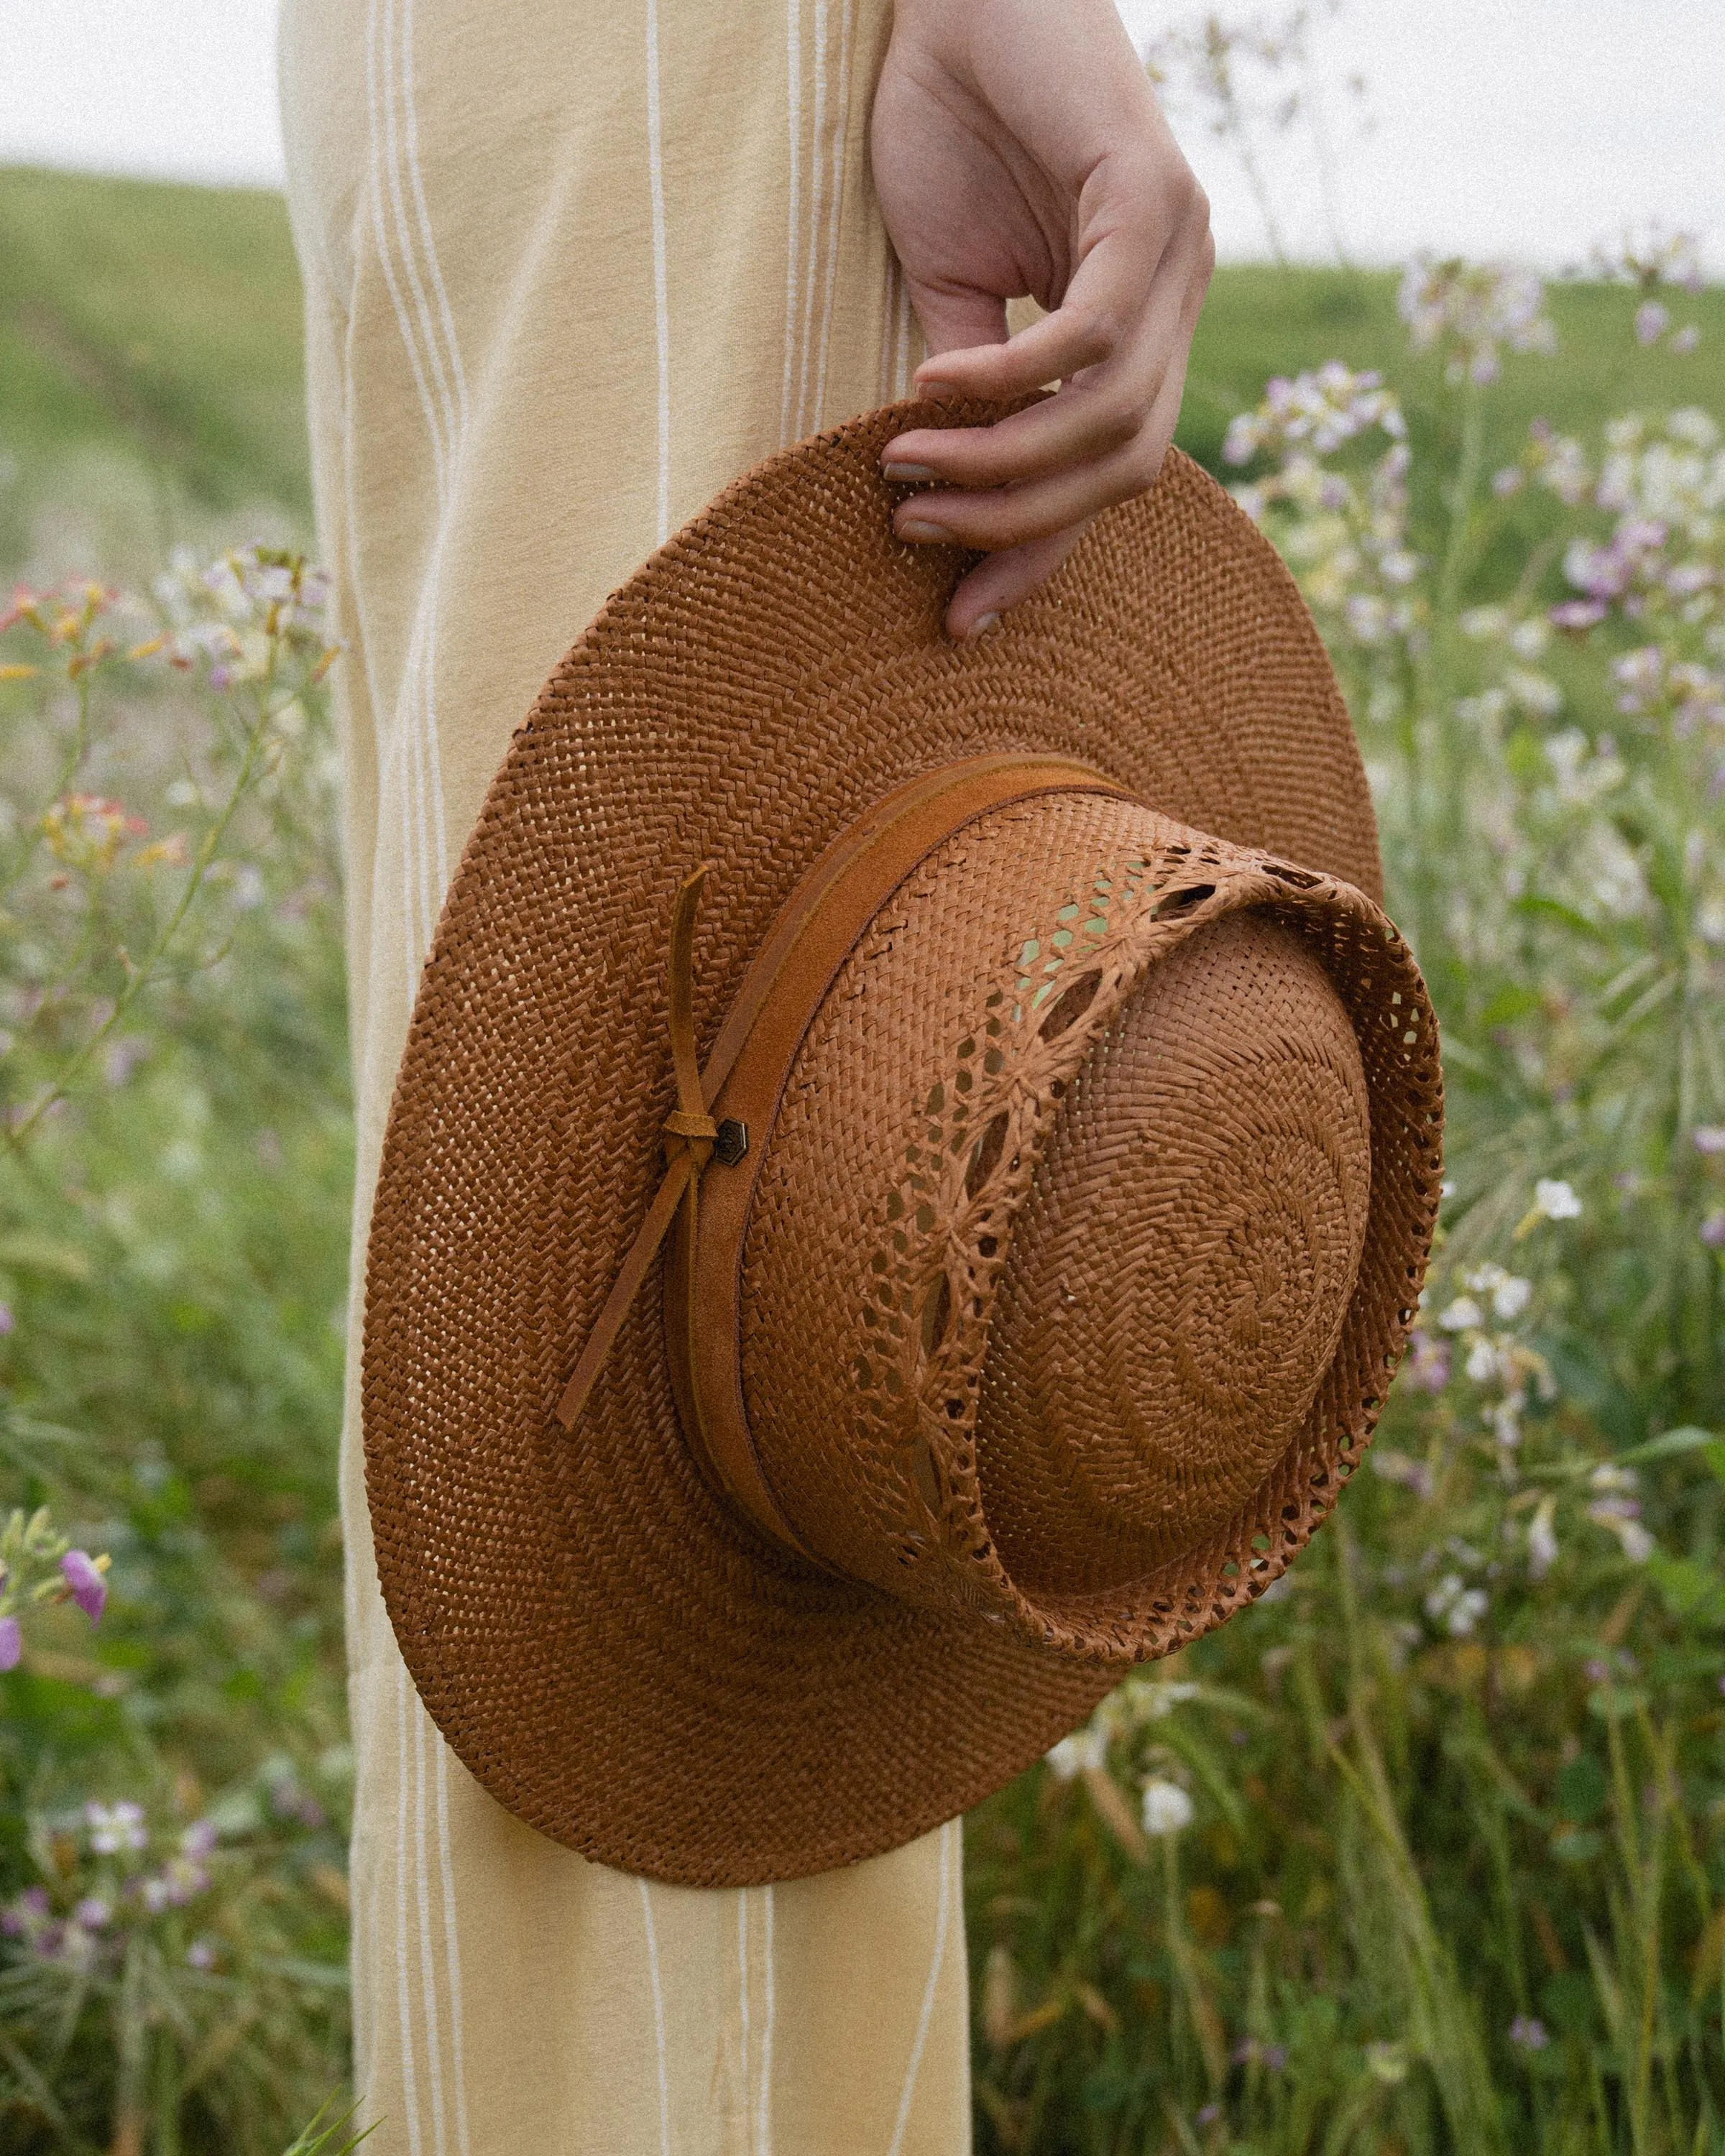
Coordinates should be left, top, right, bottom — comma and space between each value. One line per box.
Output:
850, 822, 1443, 1667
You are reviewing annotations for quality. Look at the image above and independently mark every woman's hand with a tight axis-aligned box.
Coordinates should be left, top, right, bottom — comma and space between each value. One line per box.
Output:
871, 0, 1214, 638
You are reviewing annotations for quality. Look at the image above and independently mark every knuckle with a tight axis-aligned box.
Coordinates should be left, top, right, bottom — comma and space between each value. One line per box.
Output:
1087, 403, 1141, 458
1059, 303, 1118, 364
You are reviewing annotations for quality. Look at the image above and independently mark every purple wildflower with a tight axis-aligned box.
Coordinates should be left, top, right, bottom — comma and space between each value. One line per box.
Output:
1405, 1328, 1451, 1395
60, 1549, 106, 1623
1635, 301, 1670, 347
73, 1897, 111, 1930
1549, 600, 1606, 632
1, 1884, 49, 1936
0, 1616, 20, 1672
1701, 1212, 1725, 1252
1509, 2015, 1550, 2053
186, 1937, 218, 1971
0, 1303, 13, 1337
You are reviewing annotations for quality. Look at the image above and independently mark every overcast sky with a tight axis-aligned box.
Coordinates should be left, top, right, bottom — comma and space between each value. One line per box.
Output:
2, 0, 1721, 272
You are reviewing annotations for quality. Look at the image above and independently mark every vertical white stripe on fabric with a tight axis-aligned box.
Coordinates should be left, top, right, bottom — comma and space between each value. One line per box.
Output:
886, 1820, 956, 2156
397, 0, 456, 900
645, 0, 672, 546
433, 1742, 474, 2156
793, 0, 829, 438
810, 0, 856, 428
737, 1892, 751, 2119
365, 0, 447, 497
392, 1665, 426, 2156
400, 0, 469, 435
383, 0, 441, 948
380, 0, 458, 464
363, 0, 441, 974
369, 0, 442, 2116
358, 1784, 387, 2119
779, 0, 804, 448
757, 1884, 776, 2156
639, 1879, 674, 2156
397, 573, 438, 956
410, 1702, 449, 2156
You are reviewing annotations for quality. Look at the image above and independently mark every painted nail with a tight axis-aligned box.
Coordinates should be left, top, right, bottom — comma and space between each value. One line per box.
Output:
966, 612, 1001, 641
898, 518, 952, 544
882, 462, 939, 484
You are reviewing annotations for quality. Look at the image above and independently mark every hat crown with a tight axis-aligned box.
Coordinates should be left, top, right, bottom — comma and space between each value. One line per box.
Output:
735, 791, 1400, 1654
978, 911, 1372, 1595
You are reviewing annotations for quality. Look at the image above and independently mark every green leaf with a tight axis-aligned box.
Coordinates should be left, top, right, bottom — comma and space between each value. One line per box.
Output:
1619, 1426, 1725, 1482
1478, 984, 1545, 1028
0, 1232, 91, 1281
1645, 1549, 1725, 1628
1512, 893, 1611, 943
1555, 1753, 1609, 1824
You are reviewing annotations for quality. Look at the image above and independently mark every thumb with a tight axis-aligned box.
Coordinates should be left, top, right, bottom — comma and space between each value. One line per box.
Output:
903, 278, 1011, 367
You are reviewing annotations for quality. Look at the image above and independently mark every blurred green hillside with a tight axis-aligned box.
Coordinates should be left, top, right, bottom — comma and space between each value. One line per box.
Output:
4, 162, 1723, 572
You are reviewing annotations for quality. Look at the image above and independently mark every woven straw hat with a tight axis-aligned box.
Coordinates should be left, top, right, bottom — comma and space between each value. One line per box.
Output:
363, 400, 1443, 1887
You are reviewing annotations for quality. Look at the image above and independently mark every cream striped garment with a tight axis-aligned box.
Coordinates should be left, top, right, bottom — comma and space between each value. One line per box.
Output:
277, 1, 972, 2150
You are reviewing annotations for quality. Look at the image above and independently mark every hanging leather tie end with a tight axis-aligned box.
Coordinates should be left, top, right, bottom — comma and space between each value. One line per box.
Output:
556, 865, 721, 1433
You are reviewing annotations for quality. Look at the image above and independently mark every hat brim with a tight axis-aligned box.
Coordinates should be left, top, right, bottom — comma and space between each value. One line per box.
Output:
362, 402, 1384, 1886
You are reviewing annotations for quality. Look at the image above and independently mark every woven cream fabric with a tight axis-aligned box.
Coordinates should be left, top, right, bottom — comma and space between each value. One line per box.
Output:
277, 2, 967, 2150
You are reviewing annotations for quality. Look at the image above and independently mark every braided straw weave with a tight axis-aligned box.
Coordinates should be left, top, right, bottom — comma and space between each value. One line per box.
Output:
363, 401, 1443, 1886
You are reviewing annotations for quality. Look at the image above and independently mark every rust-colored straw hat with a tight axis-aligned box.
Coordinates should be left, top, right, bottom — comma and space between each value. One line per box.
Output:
364, 400, 1443, 1888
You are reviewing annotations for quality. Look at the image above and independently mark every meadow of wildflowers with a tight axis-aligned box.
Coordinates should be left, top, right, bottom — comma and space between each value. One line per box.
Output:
0, 169, 1721, 2155
967, 234, 1725, 2154
0, 540, 356, 2151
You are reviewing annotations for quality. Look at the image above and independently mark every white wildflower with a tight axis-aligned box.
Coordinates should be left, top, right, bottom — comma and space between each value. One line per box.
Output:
1425, 1573, 1489, 1637
1141, 1779, 1195, 1837
1399, 257, 1557, 384
1045, 1727, 1107, 1781
1527, 1494, 1560, 1580
86, 1800, 148, 1856
1461, 1263, 1532, 1320
1534, 1179, 1583, 1222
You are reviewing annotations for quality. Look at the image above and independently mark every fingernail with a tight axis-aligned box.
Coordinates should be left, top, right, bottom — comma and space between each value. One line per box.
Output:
965, 612, 1001, 642
898, 517, 952, 544
917, 380, 959, 405
882, 462, 939, 484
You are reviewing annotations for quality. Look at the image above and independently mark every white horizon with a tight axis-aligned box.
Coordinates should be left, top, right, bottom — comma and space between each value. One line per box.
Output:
0, 0, 1720, 275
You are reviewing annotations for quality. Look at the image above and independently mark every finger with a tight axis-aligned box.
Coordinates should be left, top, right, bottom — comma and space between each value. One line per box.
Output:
912, 167, 1209, 404
884, 245, 1204, 491
886, 374, 1145, 490
894, 271, 1201, 552
903, 280, 1012, 367
945, 523, 1090, 641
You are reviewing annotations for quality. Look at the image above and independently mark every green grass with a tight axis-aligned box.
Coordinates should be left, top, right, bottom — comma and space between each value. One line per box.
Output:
0, 167, 310, 565
1182, 265, 1725, 474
